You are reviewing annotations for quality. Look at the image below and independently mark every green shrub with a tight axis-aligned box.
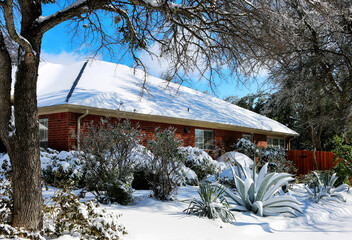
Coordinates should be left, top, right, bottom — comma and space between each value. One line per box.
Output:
184, 182, 235, 223
146, 128, 185, 200
42, 163, 84, 189
1, 178, 127, 239
0, 178, 12, 225
180, 146, 223, 181
332, 134, 352, 186
76, 119, 144, 205
43, 185, 127, 239
304, 171, 349, 203
233, 138, 296, 174
232, 138, 258, 160
221, 158, 302, 216
259, 147, 297, 174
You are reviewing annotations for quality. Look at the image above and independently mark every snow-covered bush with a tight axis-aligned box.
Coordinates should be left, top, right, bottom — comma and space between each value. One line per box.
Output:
42, 185, 127, 239
146, 128, 185, 200
184, 182, 235, 223
221, 158, 302, 216
305, 171, 349, 203
233, 138, 296, 174
181, 165, 199, 186
0, 178, 12, 225
232, 138, 259, 160
179, 146, 225, 181
42, 150, 83, 188
76, 119, 144, 205
259, 147, 297, 174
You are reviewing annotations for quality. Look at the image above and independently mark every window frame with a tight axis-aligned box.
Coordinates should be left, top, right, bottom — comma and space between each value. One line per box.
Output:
195, 129, 214, 150
267, 136, 286, 149
39, 118, 48, 148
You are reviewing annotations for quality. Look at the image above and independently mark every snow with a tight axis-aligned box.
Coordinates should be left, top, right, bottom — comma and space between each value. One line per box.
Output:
2, 149, 352, 239
49, 184, 352, 240
34, 60, 298, 136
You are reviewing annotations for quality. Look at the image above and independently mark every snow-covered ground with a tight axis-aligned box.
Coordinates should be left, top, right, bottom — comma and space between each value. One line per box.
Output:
2, 149, 352, 240
45, 184, 352, 240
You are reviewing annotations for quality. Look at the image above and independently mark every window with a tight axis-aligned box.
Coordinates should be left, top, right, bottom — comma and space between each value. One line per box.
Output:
195, 129, 214, 149
39, 118, 48, 148
267, 136, 285, 149
242, 134, 253, 142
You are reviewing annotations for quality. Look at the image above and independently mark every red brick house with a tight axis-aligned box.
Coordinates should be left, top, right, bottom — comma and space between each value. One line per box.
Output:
8, 60, 298, 153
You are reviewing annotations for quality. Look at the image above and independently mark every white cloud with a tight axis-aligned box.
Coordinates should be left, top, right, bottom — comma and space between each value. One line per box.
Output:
40, 51, 101, 64
139, 44, 171, 77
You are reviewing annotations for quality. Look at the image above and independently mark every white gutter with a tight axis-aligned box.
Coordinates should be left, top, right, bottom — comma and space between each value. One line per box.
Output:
77, 109, 89, 150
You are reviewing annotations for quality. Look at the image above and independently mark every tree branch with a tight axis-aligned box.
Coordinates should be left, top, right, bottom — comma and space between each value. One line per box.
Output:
0, 0, 34, 54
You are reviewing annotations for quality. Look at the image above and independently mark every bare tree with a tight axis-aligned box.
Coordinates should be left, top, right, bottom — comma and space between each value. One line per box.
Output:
0, 0, 269, 229
250, 0, 352, 150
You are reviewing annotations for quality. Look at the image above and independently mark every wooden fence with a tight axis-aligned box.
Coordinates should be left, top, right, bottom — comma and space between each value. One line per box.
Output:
286, 150, 336, 175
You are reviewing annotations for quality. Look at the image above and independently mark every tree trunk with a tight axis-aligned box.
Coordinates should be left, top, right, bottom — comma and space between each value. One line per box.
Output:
8, 45, 43, 229
10, 35, 43, 228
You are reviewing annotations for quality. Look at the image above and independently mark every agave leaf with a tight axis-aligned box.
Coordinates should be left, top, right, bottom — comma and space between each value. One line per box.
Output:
233, 159, 244, 179
252, 201, 263, 217
262, 209, 280, 216
312, 171, 322, 186
262, 175, 294, 201
234, 174, 246, 201
328, 173, 338, 187
264, 201, 302, 214
263, 195, 301, 207
230, 205, 248, 211
330, 192, 346, 202
248, 180, 255, 203
255, 173, 275, 201
256, 163, 268, 192
330, 184, 349, 194
304, 185, 314, 195
264, 206, 300, 216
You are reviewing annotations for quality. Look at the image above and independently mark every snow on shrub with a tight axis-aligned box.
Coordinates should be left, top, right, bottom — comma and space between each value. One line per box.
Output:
184, 182, 235, 223
1, 181, 127, 239
305, 171, 349, 203
75, 119, 144, 205
41, 149, 83, 188
43, 186, 127, 239
179, 146, 226, 181
232, 138, 259, 160
259, 147, 297, 174
146, 128, 185, 200
181, 165, 199, 186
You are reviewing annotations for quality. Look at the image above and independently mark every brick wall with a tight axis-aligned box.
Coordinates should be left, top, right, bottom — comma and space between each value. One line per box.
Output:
40, 112, 272, 152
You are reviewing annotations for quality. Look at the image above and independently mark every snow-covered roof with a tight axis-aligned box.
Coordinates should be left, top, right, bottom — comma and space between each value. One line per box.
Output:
36, 60, 297, 136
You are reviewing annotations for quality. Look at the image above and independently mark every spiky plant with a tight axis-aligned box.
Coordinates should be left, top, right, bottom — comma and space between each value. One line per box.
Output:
184, 183, 235, 223
221, 158, 302, 217
305, 171, 349, 203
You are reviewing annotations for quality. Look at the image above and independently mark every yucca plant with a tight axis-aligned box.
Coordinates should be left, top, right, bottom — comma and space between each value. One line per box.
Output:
184, 182, 235, 223
221, 158, 302, 217
305, 171, 349, 203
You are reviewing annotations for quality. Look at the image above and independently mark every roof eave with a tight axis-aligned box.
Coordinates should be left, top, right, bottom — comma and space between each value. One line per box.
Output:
38, 104, 299, 137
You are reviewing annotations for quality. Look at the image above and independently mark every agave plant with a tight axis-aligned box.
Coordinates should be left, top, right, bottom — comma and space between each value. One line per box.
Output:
184, 182, 235, 223
220, 158, 302, 217
305, 171, 349, 203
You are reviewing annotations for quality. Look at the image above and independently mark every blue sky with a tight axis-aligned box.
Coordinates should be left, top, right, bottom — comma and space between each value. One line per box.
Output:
40, 4, 270, 100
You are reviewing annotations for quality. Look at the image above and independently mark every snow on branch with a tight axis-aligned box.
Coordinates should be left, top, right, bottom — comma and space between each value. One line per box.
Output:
0, 0, 34, 55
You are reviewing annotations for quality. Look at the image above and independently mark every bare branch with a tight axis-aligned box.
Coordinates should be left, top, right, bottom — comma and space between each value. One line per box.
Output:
0, 0, 34, 54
